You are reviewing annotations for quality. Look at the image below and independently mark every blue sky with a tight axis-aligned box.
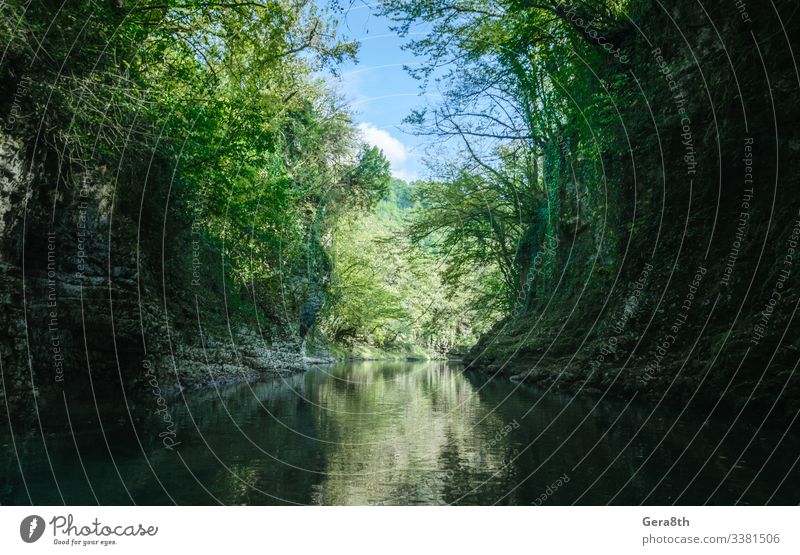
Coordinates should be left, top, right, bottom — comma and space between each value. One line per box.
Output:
325, 1, 437, 181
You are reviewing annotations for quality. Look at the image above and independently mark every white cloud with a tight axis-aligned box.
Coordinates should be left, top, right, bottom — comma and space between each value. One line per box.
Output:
392, 168, 418, 182
357, 122, 415, 179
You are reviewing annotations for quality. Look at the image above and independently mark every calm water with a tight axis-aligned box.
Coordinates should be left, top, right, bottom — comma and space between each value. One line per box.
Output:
2, 360, 798, 505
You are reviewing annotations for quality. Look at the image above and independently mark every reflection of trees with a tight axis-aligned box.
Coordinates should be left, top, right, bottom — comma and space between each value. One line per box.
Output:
314, 361, 512, 505
7, 362, 800, 504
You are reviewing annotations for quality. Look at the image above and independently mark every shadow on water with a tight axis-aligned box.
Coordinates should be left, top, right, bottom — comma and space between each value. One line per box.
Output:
2, 360, 798, 505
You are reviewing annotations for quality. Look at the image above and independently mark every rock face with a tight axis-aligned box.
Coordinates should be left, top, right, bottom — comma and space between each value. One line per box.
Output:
0, 129, 332, 424
465, 0, 800, 422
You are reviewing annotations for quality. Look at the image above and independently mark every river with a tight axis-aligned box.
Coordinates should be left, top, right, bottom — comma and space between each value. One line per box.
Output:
2, 360, 798, 504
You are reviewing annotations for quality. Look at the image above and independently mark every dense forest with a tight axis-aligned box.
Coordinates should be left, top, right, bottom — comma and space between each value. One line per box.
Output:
1, 0, 799, 427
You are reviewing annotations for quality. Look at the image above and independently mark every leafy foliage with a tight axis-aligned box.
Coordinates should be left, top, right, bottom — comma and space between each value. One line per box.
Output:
379, 0, 634, 315
0, 0, 388, 340
321, 179, 497, 354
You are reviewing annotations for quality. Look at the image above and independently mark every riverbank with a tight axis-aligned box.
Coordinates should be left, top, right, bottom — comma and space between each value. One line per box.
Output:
465, 316, 799, 425
328, 341, 446, 362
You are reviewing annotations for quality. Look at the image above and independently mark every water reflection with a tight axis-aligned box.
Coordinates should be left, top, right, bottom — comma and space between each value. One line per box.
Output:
1, 360, 798, 505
